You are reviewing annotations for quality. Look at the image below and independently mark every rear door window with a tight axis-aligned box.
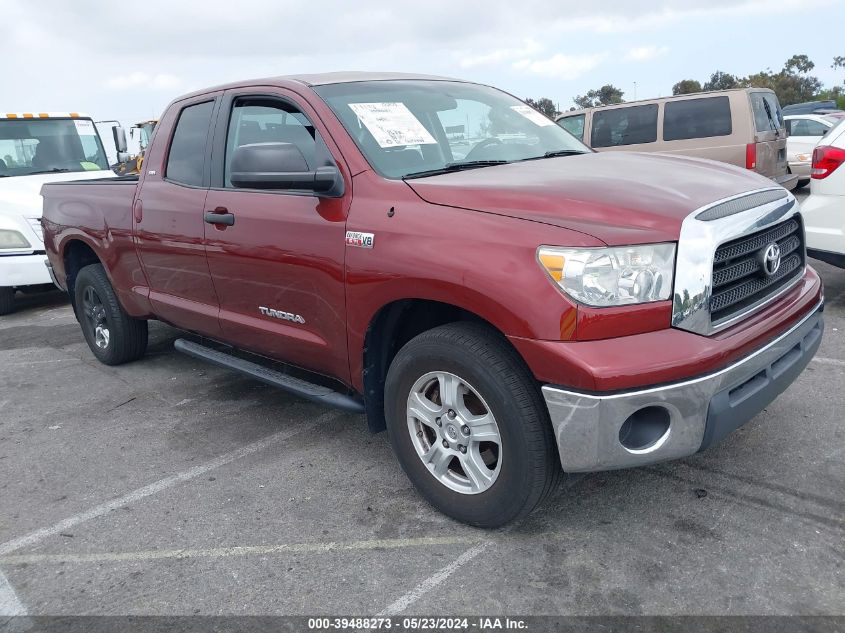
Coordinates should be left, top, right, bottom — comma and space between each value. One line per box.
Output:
166, 101, 214, 186
591, 105, 658, 148
663, 96, 732, 141
557, 114, 585, 141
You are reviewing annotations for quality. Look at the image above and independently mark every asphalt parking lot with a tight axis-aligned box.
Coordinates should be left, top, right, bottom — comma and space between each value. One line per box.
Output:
0, 225, 843, 616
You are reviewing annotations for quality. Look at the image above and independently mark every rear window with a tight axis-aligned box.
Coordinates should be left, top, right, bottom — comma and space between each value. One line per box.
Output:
166, 101, 214, 186
557, 114, 585, 141
750, 92, 784, 133
591, 105, 658, 148
664, 96, 732, 141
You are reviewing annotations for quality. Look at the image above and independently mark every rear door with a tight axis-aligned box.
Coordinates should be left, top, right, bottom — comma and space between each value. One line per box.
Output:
749, 91, 788, 180
201, 88, 351, 382
134, 95, 223, 336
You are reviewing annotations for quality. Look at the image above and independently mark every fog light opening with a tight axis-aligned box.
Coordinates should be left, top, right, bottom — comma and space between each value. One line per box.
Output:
619, 406, 671, 452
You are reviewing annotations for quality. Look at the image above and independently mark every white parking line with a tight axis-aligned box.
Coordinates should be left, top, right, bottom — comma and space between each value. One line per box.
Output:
0, 533, 579, 566
812, 356, 845, 367
0, 410, 340, 557
0, 569, 26, 616
376, 542, 492, 616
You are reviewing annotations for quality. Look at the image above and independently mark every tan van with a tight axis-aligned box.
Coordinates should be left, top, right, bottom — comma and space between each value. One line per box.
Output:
556, 88, 798, 190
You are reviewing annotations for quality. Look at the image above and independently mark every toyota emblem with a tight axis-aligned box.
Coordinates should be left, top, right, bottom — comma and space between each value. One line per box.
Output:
761, 242, 781, 276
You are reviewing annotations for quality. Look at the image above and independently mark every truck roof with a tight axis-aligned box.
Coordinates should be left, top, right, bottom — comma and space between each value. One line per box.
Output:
172, 72, 468, 103
1, 112, 92, 119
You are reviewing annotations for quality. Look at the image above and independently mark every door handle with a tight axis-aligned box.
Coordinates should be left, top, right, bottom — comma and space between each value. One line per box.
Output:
204, 210, 235, 226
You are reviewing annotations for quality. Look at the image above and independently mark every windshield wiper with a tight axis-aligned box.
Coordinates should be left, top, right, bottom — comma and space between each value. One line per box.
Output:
520, 150, 589, 162
762, 99, 780, 137
26, 168, 73, 175
402, 160, 509, 179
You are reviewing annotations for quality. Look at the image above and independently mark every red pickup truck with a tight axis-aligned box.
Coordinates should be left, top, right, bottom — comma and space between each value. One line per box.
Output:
42, 73, 824, 527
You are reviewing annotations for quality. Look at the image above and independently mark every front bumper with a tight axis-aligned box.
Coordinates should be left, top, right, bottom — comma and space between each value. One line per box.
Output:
541, 301, 823, 472
0, 253, 53, 288
788, 161, 811, 179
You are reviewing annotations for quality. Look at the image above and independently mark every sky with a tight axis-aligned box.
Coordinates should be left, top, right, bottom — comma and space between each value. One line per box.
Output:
2, 0, 844, 151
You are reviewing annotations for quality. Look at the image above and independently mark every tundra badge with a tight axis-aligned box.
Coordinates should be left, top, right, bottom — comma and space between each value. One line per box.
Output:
345, 231, 375, 249
259, 307, 305, 324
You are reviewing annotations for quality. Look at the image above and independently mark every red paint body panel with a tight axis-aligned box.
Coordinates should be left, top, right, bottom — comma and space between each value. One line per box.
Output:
40, 74, 824, 402
41, 180, 152, 317
203, 188, 350, 381
406, 152, 776, 246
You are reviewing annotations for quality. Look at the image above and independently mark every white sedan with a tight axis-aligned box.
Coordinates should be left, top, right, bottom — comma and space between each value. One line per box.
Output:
803, 117, 845, 268
785, 114, 839, 187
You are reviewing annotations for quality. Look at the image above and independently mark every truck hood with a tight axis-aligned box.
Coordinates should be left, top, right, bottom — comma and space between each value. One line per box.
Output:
405, 152, 777, 245
0, 170, 115, 219
0, 170, 114, 247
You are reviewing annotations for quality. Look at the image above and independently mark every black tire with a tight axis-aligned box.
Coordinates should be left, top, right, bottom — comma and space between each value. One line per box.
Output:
0, 287, 14, 316
384, 322, 561, 528
74, 264, 148, 365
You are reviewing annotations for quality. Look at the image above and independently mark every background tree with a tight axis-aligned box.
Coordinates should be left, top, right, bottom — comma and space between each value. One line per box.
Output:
573, 84, 624, 109
703, 71, 739, 91
524, 97, 559, 118
784, 54, 814, 74
672, 79, 702, 95
742, 56, 822, 105
833, 56, 845, 70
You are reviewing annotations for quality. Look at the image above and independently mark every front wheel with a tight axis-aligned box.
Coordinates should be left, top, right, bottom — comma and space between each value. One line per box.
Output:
74, 264, 148, 365
384, 323, 561, 527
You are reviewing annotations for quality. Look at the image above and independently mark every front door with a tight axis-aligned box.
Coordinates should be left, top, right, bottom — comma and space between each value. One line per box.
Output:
134, 96, 222, 336
202, 90, 351, 382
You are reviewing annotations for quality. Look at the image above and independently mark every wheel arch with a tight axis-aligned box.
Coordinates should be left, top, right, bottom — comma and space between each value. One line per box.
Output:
62, 238, 102, 314
360, 298, 529, 433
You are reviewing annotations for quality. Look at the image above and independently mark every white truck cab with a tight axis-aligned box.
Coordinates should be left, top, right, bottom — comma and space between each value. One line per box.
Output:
0, 113, 118, 314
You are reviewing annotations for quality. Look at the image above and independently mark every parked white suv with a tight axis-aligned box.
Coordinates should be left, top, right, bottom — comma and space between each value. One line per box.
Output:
803, 117, 845, 268
784, 114, 838, 188
0, 113, 120, 314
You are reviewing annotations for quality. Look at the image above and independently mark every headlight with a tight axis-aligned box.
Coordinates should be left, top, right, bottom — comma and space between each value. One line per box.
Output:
537, 243, 676, 307
0, 229, 31, 250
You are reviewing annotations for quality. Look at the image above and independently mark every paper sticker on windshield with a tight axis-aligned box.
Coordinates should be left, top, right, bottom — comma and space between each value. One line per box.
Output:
510, 105, 554, 127
349, 102, 437, 148
73, 119, 96, 135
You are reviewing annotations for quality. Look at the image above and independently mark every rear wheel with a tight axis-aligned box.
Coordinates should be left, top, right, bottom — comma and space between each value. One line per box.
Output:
384, 322, 561, 528
0, 287, 14, 315
74, 264, 148, 365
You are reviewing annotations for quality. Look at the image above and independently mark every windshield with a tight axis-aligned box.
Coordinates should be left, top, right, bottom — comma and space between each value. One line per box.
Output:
0, 118, 110, 177
315, 80, 591, 179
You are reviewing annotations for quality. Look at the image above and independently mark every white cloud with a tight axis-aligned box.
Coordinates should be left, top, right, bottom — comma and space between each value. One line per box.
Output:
625, 45, 670, 62
513, 53, 608, 80
106, 72, 182, 91
459, 40, 542, 68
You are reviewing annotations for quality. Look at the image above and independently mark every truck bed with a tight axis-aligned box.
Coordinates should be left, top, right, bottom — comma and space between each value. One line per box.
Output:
41, 176, 142, 312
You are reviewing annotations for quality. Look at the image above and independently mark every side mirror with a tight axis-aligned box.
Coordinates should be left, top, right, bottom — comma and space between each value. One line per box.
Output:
229, 143, 343, 196
116, 151, 130, 164
112, 126, 128, 154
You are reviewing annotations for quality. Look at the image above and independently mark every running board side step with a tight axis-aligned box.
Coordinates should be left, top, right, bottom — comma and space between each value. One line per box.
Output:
174, 338, 365, 414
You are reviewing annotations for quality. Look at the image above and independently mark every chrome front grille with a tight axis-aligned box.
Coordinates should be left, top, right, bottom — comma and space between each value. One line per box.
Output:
710, 217, 804, 324
672, 188, 803, 336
